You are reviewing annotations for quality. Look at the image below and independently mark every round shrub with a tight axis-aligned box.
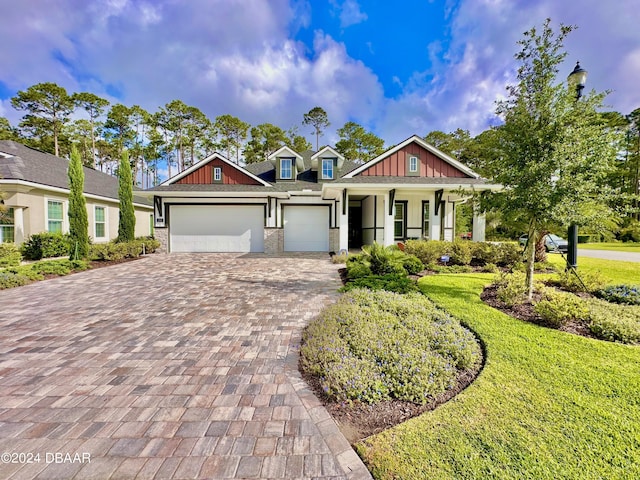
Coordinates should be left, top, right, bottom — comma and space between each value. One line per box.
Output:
0, 243, 22, 267
587, 300, 640, 344
0, 271, 31, 289
494, 271, 528, 307
300, 289, 482, 405
402, 255, 424, 275
404, 240, 448, 265
449, 240, 473, 265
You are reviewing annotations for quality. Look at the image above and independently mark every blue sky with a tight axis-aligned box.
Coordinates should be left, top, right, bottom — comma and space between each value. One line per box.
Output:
1, 0, 639, 148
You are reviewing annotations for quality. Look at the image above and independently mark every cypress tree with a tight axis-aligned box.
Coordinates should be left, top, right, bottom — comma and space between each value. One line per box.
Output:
67, 145, 90, 259
117, 150, 136, 242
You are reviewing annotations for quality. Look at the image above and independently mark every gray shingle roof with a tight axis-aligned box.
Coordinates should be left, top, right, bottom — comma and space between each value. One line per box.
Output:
0, 140, 151, 206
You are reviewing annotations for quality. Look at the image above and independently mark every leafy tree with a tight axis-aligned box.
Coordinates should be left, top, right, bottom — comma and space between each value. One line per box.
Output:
73, 92, 110, 168
485, 19, 620, 298
11, 82, 74, 156
0, 117, 18, 141
244, 123, 288, 163
103, 104, 135, 156
335, 121, 385, 162
303, 106, 330, 150
286, 126, 313, 152
424, 129, 471, 158
66, 119, 94, 166
117, 150, 136, 242
67, 146, 89, 259
214, 114, 250, 163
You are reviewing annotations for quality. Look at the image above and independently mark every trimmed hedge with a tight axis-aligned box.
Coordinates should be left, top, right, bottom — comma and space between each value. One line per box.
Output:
404, 240, 521, 268
89, 237, 160, 261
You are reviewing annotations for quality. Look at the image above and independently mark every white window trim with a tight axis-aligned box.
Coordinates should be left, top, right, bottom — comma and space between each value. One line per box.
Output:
0, 207, 14, 243
409, 155, 418, 172
280, 158, 293, 179
94, 205, 108, 240
213, 167, 222, 181
45, 198, 67, 234
321, 158, 334, 179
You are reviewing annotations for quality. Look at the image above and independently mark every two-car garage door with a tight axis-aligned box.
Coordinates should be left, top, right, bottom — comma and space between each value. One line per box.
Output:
169, 204, 330, 253
170, 205, 264, 252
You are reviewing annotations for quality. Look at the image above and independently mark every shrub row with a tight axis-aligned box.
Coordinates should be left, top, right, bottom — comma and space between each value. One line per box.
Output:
300, 289, 481, 404
404, 239, 521, 268
89, 237, 160, 261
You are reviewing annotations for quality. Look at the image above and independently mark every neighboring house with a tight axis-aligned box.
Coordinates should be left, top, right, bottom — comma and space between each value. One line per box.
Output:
148, 135, 500, 254
0, 140, 153, 244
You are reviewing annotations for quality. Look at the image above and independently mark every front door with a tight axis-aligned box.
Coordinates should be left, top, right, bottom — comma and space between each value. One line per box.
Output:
348, 206, 362, 249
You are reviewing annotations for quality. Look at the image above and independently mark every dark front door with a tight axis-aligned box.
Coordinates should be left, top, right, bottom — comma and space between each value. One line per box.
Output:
348, 206, 362, 249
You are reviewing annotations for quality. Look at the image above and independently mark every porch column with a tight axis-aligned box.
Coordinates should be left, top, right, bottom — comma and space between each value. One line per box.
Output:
13, 207, 25, 244
338, 189, 349, 252
472, 206, 486, 242
383, 191, 394, 246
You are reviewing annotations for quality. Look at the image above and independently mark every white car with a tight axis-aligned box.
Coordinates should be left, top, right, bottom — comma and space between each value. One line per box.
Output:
518, 234, 568, 253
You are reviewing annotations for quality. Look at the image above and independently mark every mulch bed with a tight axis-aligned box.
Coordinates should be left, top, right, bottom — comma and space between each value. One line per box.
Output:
480, 284, 597, 339
301, 362, 482, 444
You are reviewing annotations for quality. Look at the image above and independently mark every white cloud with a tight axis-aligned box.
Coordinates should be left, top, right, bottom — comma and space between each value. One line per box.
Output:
337, 0, 368, 28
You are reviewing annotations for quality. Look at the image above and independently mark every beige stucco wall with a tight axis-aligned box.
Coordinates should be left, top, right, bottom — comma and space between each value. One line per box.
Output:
2, 185, 152, 243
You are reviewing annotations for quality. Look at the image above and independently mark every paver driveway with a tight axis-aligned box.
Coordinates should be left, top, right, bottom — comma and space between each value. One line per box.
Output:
0, 254, 371, 480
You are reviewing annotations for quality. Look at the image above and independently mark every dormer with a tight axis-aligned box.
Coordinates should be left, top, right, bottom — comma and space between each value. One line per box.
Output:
268, 146, 304, 181
311, 146, 344, 182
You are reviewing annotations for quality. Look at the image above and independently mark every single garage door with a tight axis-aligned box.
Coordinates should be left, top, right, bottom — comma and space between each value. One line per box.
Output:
170, 205, 264, 252
284, 205, 330, 252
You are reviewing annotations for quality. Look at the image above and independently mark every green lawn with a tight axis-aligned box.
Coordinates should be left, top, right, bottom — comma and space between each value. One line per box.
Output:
357, 273, 640, 479
579, 242, 640, 253
546, 254, 640, 285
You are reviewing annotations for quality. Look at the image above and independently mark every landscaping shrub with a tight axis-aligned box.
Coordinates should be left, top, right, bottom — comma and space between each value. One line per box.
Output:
596, 284, 640, 305
21, 232, 71, 260
534, 288, 590, 328
300, 289, 481, 404
29, 259, 89, 276
0, 271, 31, 289
346, 259, 372, 280
331, 252, 348, 264
494, 271, 528, 307
482, 262, 500, 273
340, 273, 418, 294
0, 243, 21, 267
362, 242, 406, 275
89, 239, 155, 261
587, 299, 640, 344
550, 269, 607, 294
402, 254, 424, 274
618, 221, 640, 243
404, 240, 448, 265
449, 240, 473, 265
496, 242, 522, 266
427, 264, 474, 274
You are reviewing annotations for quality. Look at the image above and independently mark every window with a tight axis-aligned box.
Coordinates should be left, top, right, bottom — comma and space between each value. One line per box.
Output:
95, 206, 106, 239
280, 158, 292, 179
422, 201, 430, 239
0, 207, 14, 243
321, 158, 334, 179
213, 167, 222, 182
47, 200, 63, 233
409, 156, 418, 172
394, 202, 406, 239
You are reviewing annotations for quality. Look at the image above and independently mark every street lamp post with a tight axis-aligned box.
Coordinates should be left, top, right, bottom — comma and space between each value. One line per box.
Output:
566, 61, 588, 270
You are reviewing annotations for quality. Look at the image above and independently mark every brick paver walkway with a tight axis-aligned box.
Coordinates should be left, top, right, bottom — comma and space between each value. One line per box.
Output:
0, 254, 371, 479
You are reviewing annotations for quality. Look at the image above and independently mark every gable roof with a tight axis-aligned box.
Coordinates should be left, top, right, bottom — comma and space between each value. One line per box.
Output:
160, 152, 271, 187
0, 140, 151, 206
343, 134, 479, 179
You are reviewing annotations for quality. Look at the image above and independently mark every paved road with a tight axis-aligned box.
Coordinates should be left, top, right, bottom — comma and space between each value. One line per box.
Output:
0, 254, 371, 480
576, 248, 640, 263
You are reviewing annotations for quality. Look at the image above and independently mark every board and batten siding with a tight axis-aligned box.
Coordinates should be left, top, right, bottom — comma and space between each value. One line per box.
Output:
176, 159, 262, 185
360, 144, 469, 178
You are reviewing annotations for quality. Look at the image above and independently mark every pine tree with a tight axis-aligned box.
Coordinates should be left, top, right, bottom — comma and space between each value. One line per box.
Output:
68, 146, 89, 259
117, 150, 136, 242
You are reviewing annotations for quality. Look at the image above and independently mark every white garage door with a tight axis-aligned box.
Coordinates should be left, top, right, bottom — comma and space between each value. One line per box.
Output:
170, 205, 264, 253
284, 206, 330, 252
